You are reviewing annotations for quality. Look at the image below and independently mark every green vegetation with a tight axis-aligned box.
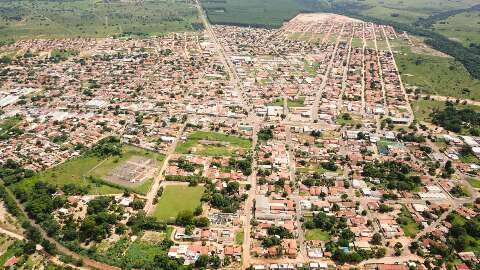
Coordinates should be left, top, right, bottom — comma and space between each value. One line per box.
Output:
376, 140, 403, 155
0, 240, 25, 266
397, 206, 420, 237
305, 228, 330, 241
467, 177, 480, 189
412, 99, 480, 122
175, 131, 251, 156
14, 140, 163, 195
396, 48, 480, 100
0, 115, 23, 140
304, 211, 385, 264
90, 236, 187, 269
431, 103, 480, 134
287, 97, 305, 108
202, 0, 305, 27
202, 181, 245, 213
362, 161, 421, 191
0, 0, 201, 41
258, 126, 274, 141
445, 213, 480, 256
152, 185, 204, 222
235, 231, 244, 245
269, 98, 284, 106
432, 10, 480, 47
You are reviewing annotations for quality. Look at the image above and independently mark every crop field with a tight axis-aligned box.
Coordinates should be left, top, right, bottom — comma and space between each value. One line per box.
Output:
152, 185, 205, 222
432, 10, 480, 47
15, 145, 164, 195
0, 0, 201, 41
175, 130, 252, 156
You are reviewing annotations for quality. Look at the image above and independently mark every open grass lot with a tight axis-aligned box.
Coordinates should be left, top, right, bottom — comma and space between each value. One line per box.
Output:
152, 185, 204, 222
287, 97, 305, 108
305, 229, 330, 241
14, 145, 163, 195
432, 10, 480, 47
175, 130, 251, 156
0, 116, 22, 132
235, 230, 244, 245
0, 0, 200, 41
95, 236, 171, 268
411, 99, 480, 122
398, 206, 420, 237
467, 177, 480, 189
395, 47, 480, 100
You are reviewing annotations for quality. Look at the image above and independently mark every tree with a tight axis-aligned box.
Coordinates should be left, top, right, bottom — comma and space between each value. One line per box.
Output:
195, 255, 209, 268
370, 233, 382, 245
195, 217, 210, 228
131, 199, 145, 210
176, 210, 194, 226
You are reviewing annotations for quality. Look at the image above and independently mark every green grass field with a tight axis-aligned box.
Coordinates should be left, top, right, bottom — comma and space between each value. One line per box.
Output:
334, 0, 480, 23
175, 131, 251, 156
467, 177, 480, 189
235, 230, 244, 245
305, 229, 330, 241
432, 10, 480, 47
0, 0, 200, 41
396, 47, 480, 100
287, 97, 305, 108
398, 206, 420, 237
152, 185, 204, 222
14, 145, 163, 195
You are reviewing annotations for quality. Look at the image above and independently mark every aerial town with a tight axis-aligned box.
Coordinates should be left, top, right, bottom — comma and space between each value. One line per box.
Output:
0, 8, 479, 270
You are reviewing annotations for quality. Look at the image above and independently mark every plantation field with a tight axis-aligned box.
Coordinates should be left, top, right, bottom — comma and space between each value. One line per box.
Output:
0, 0, 201, 41
152, 185, 204, 222
14, 145, 164, 195
395, 47, 480, 100
432, 10, 480, 47
175, 131, 251, 156
202, 0, 302, 27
